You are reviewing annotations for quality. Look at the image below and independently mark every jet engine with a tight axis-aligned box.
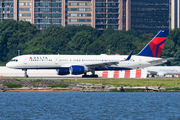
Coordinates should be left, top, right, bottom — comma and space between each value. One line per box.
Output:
70, 65, 89, 75
57, 69, 70, 75
157, 72, 165, 77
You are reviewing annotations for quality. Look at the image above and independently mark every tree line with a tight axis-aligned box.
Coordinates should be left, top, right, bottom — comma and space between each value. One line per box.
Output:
0, 20, 180, 66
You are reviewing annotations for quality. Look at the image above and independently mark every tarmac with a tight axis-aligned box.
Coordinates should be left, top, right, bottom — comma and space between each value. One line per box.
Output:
0, 66, 103, 78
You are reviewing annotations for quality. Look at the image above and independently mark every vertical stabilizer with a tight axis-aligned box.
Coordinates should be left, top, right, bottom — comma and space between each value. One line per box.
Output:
137, 30, 169, 57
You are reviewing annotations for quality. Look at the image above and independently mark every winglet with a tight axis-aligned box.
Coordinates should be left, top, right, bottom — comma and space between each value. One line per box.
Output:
126, 51, 133, 60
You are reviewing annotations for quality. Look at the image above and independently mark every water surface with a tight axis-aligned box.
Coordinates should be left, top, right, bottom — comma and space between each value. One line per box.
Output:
0, 92, 180, 119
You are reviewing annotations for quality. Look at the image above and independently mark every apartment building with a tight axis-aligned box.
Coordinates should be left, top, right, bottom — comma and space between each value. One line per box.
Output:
0, 0, 170, 33
0, 0, 131, 30
0, 0, 14, 22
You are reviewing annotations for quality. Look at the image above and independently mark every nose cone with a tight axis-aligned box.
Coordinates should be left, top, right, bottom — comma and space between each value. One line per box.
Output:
6, 62, 10, 68
6, 62, 13, 68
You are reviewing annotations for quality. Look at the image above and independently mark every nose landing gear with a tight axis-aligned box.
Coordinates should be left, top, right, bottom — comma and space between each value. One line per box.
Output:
23, 69, 29, 78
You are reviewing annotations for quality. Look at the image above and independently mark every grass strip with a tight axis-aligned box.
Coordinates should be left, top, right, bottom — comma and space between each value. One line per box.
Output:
4, 82, 22, 88
166, 87, 180, 91
3, 78, 180, 87
49, 83, 69, 88
58, 78, 180, 87
109, 88, 118, 92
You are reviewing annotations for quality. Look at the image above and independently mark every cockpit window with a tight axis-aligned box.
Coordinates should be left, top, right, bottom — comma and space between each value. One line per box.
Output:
10, 59, 18, 62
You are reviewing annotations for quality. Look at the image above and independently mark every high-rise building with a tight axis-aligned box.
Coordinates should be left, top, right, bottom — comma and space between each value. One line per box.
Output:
0, 0, 14, 22
66, 0, 92, 27
0, 0, 170, 34
170, 0, 180, 29
0, 0, 131, 30
34, 0, 62, 28
131, 0, 169, 34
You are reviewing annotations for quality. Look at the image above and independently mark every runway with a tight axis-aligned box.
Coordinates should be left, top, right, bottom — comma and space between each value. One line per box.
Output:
4, 76, 103, 79
1, 66, 177, 79
0, 66, 103, 79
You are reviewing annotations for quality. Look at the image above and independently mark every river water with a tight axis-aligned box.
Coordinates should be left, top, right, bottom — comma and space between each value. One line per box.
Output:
0, 92, 180, 120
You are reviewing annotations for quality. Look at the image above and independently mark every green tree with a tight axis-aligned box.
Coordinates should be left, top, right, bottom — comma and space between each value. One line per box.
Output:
0, 20, 38, 62
68, 31, 94, 54
87, 40, 106, 54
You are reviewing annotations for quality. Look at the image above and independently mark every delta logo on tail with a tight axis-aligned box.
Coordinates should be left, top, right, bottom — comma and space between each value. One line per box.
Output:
138, 30, 169, 57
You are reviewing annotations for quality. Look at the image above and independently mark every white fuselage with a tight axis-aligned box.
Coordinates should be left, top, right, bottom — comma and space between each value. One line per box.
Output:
145, 66, 180, 76
6, 54, 165, 70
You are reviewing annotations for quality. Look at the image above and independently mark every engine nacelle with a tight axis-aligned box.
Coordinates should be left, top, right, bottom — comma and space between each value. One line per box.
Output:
157, 72, 165, 77
57, 69, 70, 75
70, 65, 88, 75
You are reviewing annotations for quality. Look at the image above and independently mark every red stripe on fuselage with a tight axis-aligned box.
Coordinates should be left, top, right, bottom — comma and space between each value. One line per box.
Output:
149, 37, 167, 57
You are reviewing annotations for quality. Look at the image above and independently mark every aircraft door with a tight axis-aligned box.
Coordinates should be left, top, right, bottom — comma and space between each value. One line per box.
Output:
137, 59, 141, 68
55, 58, 59, 65
139, 59, 141, 65
24, 58, 27, 65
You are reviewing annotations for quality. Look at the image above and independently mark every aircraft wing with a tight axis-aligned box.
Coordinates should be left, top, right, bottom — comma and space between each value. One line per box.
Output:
147, 70, 158, 75
60, 61, 119, 68
85, 61, 119, 68
148, 58, 174, 64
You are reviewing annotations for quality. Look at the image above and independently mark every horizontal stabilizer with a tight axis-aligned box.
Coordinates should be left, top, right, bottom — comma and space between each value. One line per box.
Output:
148, 57, 174, 64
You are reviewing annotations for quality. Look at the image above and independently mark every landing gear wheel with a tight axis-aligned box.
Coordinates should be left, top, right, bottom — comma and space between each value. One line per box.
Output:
90, 74, 98, 78
25, 75, 29, 78
82, 74, 98, 78
82, 75, 90, 78
95, 75, 98, 78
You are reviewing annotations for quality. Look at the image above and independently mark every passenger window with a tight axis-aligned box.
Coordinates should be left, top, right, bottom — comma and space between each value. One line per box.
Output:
11, 59, 18, 62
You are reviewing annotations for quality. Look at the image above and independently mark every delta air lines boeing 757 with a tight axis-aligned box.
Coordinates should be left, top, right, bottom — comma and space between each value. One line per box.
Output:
6, 30, 173, 78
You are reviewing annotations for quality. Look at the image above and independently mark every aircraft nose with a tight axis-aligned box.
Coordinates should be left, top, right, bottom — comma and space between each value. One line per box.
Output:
6, 62, 10, 68
6, 62, 12, 68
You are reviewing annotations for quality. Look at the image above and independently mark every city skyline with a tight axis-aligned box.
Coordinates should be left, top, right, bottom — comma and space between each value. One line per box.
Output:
0, 0, 175, 34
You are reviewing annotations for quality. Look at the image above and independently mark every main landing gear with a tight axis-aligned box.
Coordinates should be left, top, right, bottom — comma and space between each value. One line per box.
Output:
82, 69, 98, 78
82, 74, 98, 78
23, 69, 29, 78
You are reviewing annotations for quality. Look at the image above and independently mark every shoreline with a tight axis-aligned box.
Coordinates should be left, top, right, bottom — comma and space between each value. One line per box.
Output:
0, 89, 80, 92
1, 78, 180, 92
1, 88, 180, 92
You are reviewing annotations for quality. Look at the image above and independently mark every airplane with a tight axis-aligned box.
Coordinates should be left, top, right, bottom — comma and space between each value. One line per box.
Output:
6, 30, 173, 78
145, 66, 180, 77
